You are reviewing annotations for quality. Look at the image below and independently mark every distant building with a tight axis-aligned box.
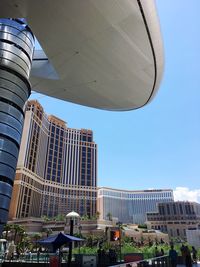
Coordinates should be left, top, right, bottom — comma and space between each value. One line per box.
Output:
97, 187, 174, 224
186, 229, 200, 248
146, 201, 200, 240
9, 100, 97, 219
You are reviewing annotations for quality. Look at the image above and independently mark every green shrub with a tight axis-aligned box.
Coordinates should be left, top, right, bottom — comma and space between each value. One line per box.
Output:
138, 224, 147, 229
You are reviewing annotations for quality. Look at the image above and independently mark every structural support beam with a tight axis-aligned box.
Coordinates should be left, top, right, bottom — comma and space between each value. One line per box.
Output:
0, 19, 34, 234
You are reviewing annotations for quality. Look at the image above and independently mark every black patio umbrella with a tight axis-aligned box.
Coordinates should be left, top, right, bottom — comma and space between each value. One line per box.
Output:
37, 232, 84, 252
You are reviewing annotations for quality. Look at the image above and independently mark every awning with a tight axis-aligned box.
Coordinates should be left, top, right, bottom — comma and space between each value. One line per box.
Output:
37, 232, 84, 252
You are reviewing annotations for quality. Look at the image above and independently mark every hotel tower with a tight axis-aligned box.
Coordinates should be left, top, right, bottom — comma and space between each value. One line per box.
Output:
9, 100, 97, 219
98, 187, 174, 224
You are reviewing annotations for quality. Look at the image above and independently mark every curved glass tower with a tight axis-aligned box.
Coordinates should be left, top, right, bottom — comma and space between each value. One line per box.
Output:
0, 19, 34, 233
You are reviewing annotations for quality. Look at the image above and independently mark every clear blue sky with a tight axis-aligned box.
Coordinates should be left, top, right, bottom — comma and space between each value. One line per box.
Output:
30, 0, 200, 196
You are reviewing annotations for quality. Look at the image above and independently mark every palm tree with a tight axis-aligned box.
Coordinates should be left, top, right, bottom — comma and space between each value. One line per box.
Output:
54, 214, 65, 221
18, 228, 27, 243
3, 224, 13, 240
96, 211, 100, 219
86, 234, 95, 248
12, 224, 25, 244
81, 214, 89, 221
17, 235, 31, 253
32, 233, 42, 250
45, 228, 52, 237
32, 233, 42, 241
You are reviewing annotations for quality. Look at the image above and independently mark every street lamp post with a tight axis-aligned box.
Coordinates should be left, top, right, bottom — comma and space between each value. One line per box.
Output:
66, 211, 80, 267
117, 222, 122, 263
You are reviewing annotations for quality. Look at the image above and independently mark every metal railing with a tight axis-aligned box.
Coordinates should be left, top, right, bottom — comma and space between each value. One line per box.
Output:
109, 255, 169, 267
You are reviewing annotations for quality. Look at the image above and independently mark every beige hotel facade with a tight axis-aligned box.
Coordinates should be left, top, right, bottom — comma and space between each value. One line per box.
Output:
9, 100, 97, 219
146, 201, 200, 240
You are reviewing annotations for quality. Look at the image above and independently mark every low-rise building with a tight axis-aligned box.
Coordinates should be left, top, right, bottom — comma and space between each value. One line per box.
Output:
146, 201, 200, 240
8, 217, 169, 244
123, 225, 169, 244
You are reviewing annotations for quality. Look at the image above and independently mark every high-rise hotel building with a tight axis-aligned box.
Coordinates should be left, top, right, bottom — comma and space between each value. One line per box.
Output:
9, 100, 97, 219
97, 187, 174, 224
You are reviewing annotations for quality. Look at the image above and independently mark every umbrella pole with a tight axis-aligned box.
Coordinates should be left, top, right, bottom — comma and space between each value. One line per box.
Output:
67, 219, 73, 267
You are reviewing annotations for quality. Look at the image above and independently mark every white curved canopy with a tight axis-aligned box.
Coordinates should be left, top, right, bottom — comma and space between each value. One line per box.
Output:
66, 211, 80, 218
0, 0, 164, 111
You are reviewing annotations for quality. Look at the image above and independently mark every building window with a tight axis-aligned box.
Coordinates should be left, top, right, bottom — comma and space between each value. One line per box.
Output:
173, 204, 176, 214
177, 229, 180, 236
179, 204, 183, 214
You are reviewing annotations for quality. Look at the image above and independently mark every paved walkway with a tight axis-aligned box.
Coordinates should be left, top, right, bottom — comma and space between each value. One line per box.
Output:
178, 264, 200, 267
110, 261, 200, 267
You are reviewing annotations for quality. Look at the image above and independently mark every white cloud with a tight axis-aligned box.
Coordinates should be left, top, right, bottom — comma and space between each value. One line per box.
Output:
174, 187, 200, 203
